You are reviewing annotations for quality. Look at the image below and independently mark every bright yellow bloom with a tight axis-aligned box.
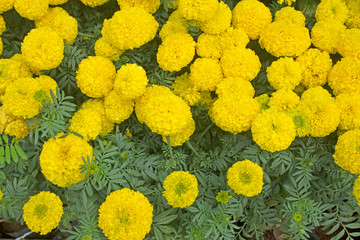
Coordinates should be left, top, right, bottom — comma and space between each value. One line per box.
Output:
114, 63, 148, 100
220, 47, 261, 80
0, 15, 5, 35
199, 1, 231, 34
14, 0, 48, 20
328, 57, 360, 95
345, 0, 360, 28
94, 37, 124, 61
98, 188, 153, 240
353, 176, 360, 206
196, 33, 221, 59
171, 72, 201, 106
227, 159, 263, 197
232, 0, 272, 40
0, 188, 2, 200
48, 0, 69, 5
268, 89, 300, 113
35, 7, 78, 45
216, 77, 255, 99
163, 171, 198, 208
336, 93, 360, 131
259, 21, 311, 57
117, 0, 160, 14
216, 190, 231, 204
0, 0, 14, 14
162, 118, 195, 146
23, 192, 63, 235
0, 37, 2, 56
159, 19, 188, 41
251, 109, 296, 152
104, 90, 134, 124
157, 32, 195, 72
289, 108, 311, 137
189, 58, 223, 92
0, 58, 32, 95
76, 56, 116, 98
277, 0, 296, 5
296, 48, 333, 88
334, 129, 360, 174
80, 0, 110, 7
338, 28, 360, 60
0, 107, 29, 139
209, 96, 260, 134
275, 6, 306, 26
311, 20, 346, 54
267, 57, 303, 90
315, 0, 348, 24
218, 27, 249, 52
178, 0, 218, 21
21, 27, 64, 71
102, 7, 158, 50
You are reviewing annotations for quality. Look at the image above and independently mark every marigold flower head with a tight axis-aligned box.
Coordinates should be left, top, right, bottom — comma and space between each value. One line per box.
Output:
267, 57, 303, 90
0, 107, 29, 139
0, 15, 5, 35
334, 129, 360, 174
277, 0, 296, 5
298, 86, 340, 137
178, 0, 218, 21
289, 108, 311, 137
218, 27, 249, 52
49, 0, 69, 5
102, 7, 158, 50
0, 188, 2, 200
117, 0, 160, 14
353, 176, 360, 206
316, 0, 348, 24
251, 109, 296, 152
311, 20, 346, 54
209, 96, 260, 134
268, 89, 300, 113
0, 58, 32, 95
114, 63, 148, 100
216, 77, 255, 99
227, 159, 263, 197
337, 28, 360, 60
336, 92, 360, 131
259, 21, 311, 57
21, 27, 64, 71
220, 47, 261, 80
275, 7, 306, 26
296, 48, 332, 88
216, 190, 231, 204
255, 94, 270, 111
0, 0, 14, 14
0, 37, 2, 56
163, 171, 198, 208
76, 56, 116, 98
35, 7, 78, 45
23, 192, 63, 235
135, 85, 193, 136
162, 118, 195, 146
99, 188, 153, 240
328, 57, 360, 95
345, 0, 360, 28
80, 0, 110, 7
196, 33, 221, 59
157, 32, 195, 72
14, 0, 49, 20
232, 0, 272, 40
199, 2, 231, 35
159, 19, 188, 41
293, 213, 303, 222
171, 72, 201, 106
189, 58, 223, 92
94, 37, 124, 61
104, 90, 134, 124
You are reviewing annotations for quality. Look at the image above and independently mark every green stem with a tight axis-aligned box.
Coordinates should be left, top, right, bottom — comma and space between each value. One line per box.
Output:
196, 122, 215, 146
78, 32, 96, 38
185, 141, 201, 158
166, 136, 175, 162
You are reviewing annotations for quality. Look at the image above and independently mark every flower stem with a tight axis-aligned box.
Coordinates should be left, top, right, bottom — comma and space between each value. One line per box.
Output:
196, 122, 214, 145
185, 141, 201, 158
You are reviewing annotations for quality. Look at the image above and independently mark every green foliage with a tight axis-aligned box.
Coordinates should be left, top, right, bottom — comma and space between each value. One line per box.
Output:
0, 135, 27, 166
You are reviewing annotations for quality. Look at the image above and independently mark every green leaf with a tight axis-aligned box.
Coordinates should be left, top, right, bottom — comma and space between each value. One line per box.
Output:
5, 145, 10, 164
15, 144, 28, 160
10, 145, 18, 163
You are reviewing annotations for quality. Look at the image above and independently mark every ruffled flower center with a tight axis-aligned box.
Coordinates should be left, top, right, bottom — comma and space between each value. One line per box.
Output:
34, 204, 47, 218
239, 172, 251, 184
175, 182, 188, 195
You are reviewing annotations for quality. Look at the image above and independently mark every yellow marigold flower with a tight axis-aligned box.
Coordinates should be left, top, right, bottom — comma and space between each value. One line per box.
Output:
220, 47, 260, 80
218, 27, 249, 52
336, 93, 360, 131
0, 37, 2, 56
168, 9, 187, 23
216, 77, 255, 99
216, 190, 231, 204
338, 28, 360, 60
316, 0, 348, 24
251, 109, 296, 152
227, 159, 263, 197
159, 20, 188, 41
199, 1, 231, 35
98, 188, 153, 240
296, 48, 332, 88
102, 7, 158, 50
0, 107, 29, 139
289, 108, 311, 137
275, 6, 306, 26
76, 56, 116, 98
255, 94, 270, 111
268, 89, 300, 113
80, 0, 110, 7
21, 27, 64, 71
293, 213, 303, 222
259, 21, 311, 57
353, 176, 360, 206
35, 7, 78, 45
163, 171, 198, 208
14, 0, 49, 20
0, 188, 2, 200
267, 57, 303, 90
199, 91, 214, 107
135, 85, 193, 136
209, 96, 260, 134
83, 99, 114, 136
0, 15, 5, 35
345, 0, 360, 28
311, 20, 346, 54
328, 57, 360, 95
196, 33, 221, 59
49, 0, 68, 5
232, 0, 272, 40
162, 118, 195, 146
40, 133, 93, 187
157, 32, 195, 72
334, 129, 360, 174
0, 58, 32, 95
114, 63, 148, 100
277, 0, 296, 5
0, 0, 14, 14
171, 72, 201, 106
95, 37, 124, 61
298, 86, 340, 137
23, 192, 63, 235
178, 0, 218, 21
189, 58, 223, 92
104, 90, 134, 124
117, 0, 160, 14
